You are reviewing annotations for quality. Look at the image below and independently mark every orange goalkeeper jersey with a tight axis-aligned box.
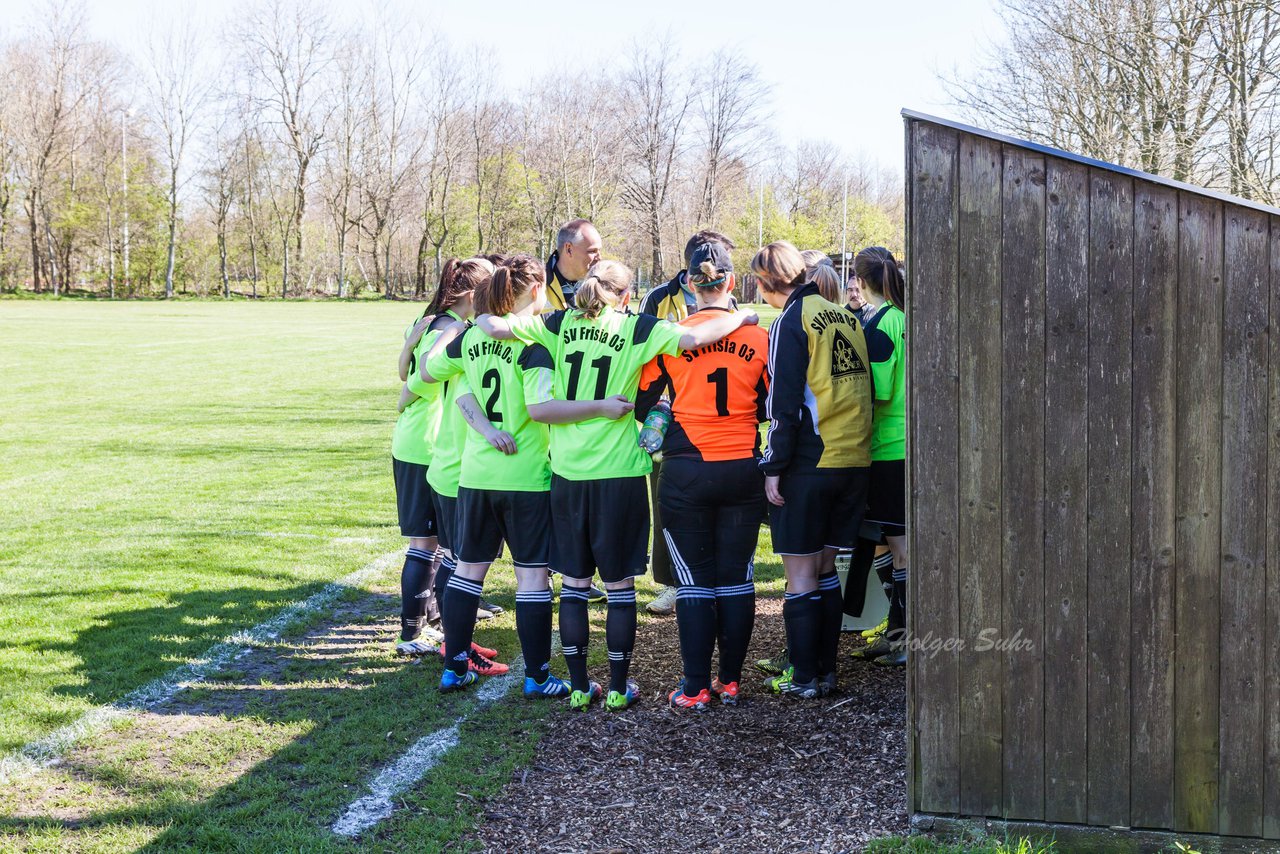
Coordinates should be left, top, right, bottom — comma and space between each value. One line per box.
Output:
637, 307, 770, 462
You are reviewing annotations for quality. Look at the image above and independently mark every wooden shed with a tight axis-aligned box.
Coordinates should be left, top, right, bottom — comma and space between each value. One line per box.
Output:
903, 109, 1280, 852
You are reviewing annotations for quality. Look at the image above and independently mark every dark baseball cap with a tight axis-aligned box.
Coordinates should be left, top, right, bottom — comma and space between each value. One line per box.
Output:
688, 241, 733, 279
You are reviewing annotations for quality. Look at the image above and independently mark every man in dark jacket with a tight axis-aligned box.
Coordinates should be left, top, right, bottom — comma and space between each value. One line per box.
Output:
543, 219, 602, 310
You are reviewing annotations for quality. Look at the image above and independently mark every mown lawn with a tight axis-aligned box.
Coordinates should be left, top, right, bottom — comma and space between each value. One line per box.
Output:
1, 298, 792, 852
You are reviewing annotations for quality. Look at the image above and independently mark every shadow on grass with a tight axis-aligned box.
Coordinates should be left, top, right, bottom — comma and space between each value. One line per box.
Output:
5, 589, 541, 852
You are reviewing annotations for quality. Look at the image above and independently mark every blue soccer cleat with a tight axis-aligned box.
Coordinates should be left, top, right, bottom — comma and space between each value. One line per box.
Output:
523, 673, 571, 699
439, 668, 477, 693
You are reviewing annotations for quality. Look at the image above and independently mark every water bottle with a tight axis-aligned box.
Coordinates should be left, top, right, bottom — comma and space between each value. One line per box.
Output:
637, 400, 672, 455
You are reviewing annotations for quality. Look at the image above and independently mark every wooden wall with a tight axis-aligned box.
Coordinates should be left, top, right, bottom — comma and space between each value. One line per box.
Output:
905, 114, 1280, 840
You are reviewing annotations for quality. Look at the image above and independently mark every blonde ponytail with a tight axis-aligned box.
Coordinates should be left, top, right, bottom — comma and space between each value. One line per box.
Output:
573, 260, 634, 320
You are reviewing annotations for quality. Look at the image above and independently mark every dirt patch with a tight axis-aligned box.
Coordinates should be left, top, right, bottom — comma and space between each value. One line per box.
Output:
474, 598, 908, 854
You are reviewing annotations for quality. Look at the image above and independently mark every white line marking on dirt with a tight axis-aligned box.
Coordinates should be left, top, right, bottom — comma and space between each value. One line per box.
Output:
331, 636, 561, 838
0, 550, 403, 786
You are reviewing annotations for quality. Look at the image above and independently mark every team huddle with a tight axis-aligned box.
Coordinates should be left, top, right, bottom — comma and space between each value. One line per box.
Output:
389, 218, 908, 712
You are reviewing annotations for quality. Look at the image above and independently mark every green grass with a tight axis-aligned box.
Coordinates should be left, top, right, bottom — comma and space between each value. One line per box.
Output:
0, 300, 789, 851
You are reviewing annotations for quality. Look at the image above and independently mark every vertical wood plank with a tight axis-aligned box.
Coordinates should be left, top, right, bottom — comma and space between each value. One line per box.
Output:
1174, 193, 1224, 834
957, 133, 1003, 818
909, 120, 962, 816
1268, 216, 1280, 841
1218, 207, 1269, 838
903, 116, 919, 824
1000, 147, 1046, 821
1086, 170, 1133, 828
1130, 183, 1178, 830
1042, 158, 1090, 824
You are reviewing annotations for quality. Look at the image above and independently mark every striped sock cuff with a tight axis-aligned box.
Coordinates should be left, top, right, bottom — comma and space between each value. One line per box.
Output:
675, 586, 715, 600
515, 589, 553, 604
441, 554, 457, 572
606, 588, 636, 606
784, 590, 807, 601
560, 586, 591, 602
406, 547, 433, 562
715, 582, 755, 598
892, 568, 908, 582
873, 552, 895, 570
607, 650, 632, 661
818, 573, 841, 591
446, 575, 484, 597
562, 644, 586, 657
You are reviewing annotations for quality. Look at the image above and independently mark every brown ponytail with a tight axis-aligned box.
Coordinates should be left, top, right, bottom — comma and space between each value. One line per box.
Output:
854, 246, 906, 312
426, 257, 493, 315
573, 260, 633, 320
750, 241, 806, 294
484, 254, 544, 316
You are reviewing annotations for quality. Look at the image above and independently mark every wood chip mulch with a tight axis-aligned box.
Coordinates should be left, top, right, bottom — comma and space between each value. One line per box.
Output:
472, 598, 908, 854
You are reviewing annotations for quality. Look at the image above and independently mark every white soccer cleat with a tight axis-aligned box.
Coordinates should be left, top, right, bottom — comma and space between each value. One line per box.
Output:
646, 585, 677, 616
395, 638, 438, 656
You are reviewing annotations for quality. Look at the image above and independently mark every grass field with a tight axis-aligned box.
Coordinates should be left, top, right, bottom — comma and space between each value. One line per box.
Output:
0, 299, 793, 852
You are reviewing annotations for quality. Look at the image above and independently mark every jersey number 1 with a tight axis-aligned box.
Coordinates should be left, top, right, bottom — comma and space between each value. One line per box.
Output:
564, 352, 612, 400
707, 367, 730, 417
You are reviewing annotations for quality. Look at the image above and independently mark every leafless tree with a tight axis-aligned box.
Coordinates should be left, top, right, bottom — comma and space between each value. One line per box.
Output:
233, 0, 332, 294
619, 36, 693, 281
692, 49, 770, 225
320, 34, 369, 297
146, 16, 209, 298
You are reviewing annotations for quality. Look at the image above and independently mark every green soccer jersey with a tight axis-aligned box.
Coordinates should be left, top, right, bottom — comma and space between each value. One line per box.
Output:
424, 367, 469, 499
509, 307, 685, 481
864, 303, 906, 462
425, 323, 555, 492
391, 315, 449, 465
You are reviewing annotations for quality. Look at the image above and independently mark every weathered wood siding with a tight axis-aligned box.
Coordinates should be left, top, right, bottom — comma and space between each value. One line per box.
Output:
906, 114, 1280, 841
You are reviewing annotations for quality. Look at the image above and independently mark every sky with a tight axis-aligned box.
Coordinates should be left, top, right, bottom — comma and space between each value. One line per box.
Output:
7, 0, 1005, 175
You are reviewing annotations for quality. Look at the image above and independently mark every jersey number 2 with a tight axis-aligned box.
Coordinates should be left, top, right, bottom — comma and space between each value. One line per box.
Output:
482, 369, 502, 421
564, 352, 612, 400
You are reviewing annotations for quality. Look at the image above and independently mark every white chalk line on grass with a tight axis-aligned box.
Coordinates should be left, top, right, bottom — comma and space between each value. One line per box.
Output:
0, 549, 404, 786
330, 636, 562, 838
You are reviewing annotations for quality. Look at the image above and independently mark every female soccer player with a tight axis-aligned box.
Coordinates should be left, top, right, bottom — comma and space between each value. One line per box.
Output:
400, 258, 505, 674
390, 304, 448, 654
476, 260, 758, 712
851, 246, 908, 666
754, 240, 874, 699
636, 241, 769, 711
417, 255, 574, 695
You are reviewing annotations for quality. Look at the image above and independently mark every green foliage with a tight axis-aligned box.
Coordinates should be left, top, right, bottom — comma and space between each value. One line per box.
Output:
868, 833, 1057, 854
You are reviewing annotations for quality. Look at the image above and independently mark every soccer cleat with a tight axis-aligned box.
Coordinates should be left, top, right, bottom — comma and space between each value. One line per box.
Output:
587, 584, 607, 602
764, 666, 795, 694
850, 636, 893, 661
779, 675, 821, 699
420, 624, 445, 643
439, 641, 500, 660
523, 674, 571, 698
646, 585, 677, 616
668, 682, 712, 711
861, 617, 889, 640
475, 607, 494, 621
819, 672, 838, 697
872, 645, 907, 667
395, 638, 438, 656
466, 650, 509, 677
606, 681, 640, 712
755, 651, 789, 675
477, 597, 504, 616
568, 681, 603, 712
439, 668, 477, 693
711, 678, 740, 706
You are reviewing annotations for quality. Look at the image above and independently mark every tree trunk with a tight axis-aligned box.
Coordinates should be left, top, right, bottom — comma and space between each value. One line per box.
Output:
27, 189, 41, 293
164, 196, 178, 299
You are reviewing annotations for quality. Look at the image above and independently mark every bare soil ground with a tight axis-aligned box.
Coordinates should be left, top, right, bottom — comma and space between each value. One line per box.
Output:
474, 598, 909, 854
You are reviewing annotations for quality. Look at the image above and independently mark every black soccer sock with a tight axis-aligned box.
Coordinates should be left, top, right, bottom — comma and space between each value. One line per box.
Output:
783, 589, 822, 684
674, 585, 716, 694
558, 585, 591, 692
714, 582, 755, 685
888, 565, 908, 643
515, 588, 554, 681
423, 547, 443, 624
817, 571, 843, 677
433, 552, 455, 611
400, 547, 433, 641
874, 551, 894, 599
605, 586, 637, 694
442, 574, 482, 676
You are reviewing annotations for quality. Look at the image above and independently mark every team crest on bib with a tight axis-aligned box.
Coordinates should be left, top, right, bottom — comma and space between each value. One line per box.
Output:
831, 329, 867, 378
